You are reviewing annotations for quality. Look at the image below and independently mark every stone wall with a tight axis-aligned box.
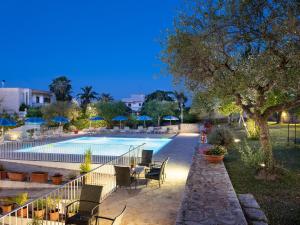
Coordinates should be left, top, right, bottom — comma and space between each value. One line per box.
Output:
176, 145, 248, 225
179, 123, 200, 133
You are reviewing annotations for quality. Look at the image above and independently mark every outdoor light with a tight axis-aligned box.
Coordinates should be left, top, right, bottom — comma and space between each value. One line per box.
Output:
234, 138, 241, 143
260, 163, 266, 167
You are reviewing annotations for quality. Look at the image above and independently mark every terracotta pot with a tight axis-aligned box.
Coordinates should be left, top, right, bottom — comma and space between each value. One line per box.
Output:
49, 209, 60, 221
51, 175, 63, 185
74, 130, 79, 134
7, 172, 27, 181
0, 171, 7, 180
31, 172, 48, 183
17, 206, 28, 218
34, 208, 45, 219
203, 153, 224, 163
1, 204, 13, 214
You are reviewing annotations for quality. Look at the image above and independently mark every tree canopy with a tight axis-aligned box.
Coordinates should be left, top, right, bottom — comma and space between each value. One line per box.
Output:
77, 86, 98, 111
163, 0, 300, 169
49, 76, 72, 101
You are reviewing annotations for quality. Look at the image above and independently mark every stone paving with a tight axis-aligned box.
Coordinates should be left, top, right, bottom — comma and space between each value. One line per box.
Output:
98, 133, 200, 225
176, 145, 247, 225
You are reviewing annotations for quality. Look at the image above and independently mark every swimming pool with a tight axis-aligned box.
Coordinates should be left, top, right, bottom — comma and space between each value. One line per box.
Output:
16, 137, 172, 156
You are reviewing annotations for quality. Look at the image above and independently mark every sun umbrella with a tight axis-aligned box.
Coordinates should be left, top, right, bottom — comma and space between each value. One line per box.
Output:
51, 116, 69, 124
0, 118, 16, 137
112, 116, 128, 128
137, 115, 152, 127
89, 116, 104, 128
25, 117, 45, 125
89, 116, 104, 121
163, 115, 179, 125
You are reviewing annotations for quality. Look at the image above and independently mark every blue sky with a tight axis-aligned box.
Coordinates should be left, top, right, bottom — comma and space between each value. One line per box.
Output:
0, 0, 181, 99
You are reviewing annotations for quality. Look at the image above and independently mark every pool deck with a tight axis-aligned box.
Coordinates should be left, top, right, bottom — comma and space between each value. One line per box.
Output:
98, 133, 199, 225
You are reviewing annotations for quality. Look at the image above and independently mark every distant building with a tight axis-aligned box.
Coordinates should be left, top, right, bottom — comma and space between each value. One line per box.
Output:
0, 88, 55, 114
122, 94, 145, 112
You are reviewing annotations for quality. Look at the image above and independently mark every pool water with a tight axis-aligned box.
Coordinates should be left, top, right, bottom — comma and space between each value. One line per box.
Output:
16, 137, 172, 156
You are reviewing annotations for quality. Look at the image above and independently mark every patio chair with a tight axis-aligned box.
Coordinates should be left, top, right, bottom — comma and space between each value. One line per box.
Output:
145, 157, 169, 187
95, 205, 126, 225
112, 126, 120, 132
138, 150, 153, 167
65, 184, 103, 225
120, 126, 130, 133
114, 166, 137, 189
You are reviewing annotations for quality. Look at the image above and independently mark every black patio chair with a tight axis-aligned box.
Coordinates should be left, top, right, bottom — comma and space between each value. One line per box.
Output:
145, 157, 169, 187
138, 150, 153, 167
65, 184, 103, 225
95, 205, 126, 225
114, 166, 137, 189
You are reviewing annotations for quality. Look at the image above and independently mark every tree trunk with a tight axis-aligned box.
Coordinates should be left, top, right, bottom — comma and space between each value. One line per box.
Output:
256, 118, 274, 170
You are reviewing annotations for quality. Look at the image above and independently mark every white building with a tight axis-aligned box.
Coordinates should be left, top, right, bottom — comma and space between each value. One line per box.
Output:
122, 94, 145, 112
0, 88, 55, 114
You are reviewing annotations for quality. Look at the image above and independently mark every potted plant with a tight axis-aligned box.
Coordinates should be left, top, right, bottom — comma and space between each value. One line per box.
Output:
33, 199, 46, 219
46, 196, 60, 221
31, 171, 48, 183
51, 173, 63, 185
0, 164, 7, 180
203, 145, 227, 163
69, 125, 78, 134
0, 198, 14, 214
7, 171, 27, 181
80, 149, 92, 184
66, 201, 79, 218
14, 192, 29, 218
27, 217, 43, 225
68, 172, 77, 181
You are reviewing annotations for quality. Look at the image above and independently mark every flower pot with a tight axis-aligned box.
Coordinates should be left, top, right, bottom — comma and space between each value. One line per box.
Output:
31, 172, 48, 183
7, 172, 27, 181
49, 209, 60, 221
51, 175, 63, 185
0, 171, 7, 180
17, 206, 28, 218
74, 130, 79, 134
1, 204, 13, 214
203, 154, 224, 163
34, 208, 45, 219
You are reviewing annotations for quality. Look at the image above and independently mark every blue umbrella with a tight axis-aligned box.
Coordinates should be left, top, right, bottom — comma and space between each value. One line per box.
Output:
137, 115, 152, 127
112, 116, 128, 128
163, 115, 179, 125
51, 116, 69, 124
0, 118, 16, 137
89, 116, 104, 121
25, 117, 45, 125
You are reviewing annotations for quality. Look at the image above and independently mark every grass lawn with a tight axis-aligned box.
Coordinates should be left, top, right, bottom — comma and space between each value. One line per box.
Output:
224, 123, 300, 225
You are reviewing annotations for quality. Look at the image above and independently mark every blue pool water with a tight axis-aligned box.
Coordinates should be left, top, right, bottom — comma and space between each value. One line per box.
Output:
16, 137, 172, 156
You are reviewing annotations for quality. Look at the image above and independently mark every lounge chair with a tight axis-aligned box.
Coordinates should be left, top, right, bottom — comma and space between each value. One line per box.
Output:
146, 126, 154, 134
96, 205, 126, 225
112, 126, 120, 133
138, 150, 153, 167
114, 166, 137, 189
145, 157, 169, 187
65, 184, 103, 225
157, 127, 168, 134
120, 126, 130, 133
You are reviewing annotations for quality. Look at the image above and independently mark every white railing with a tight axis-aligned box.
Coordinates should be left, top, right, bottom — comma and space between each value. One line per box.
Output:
0, 143, 144, 225
0, 141, 139, 164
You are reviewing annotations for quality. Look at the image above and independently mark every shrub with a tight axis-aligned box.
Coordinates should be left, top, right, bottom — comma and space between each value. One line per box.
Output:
238, 140, 264, 170
208, 127, 234, 147
205, 145, 227, 155
13, 192, 28, 206
80, 149, 92, 173
68, 125, 77, 132
72, 118, 89, 130
246, 119, 260, 140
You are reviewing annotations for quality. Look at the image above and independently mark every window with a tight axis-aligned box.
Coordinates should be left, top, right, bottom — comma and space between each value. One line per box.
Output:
36, 96, 40, 103
44, 97, 50, 103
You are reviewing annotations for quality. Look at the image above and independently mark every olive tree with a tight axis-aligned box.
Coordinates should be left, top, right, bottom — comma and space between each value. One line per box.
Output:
162, 0, 300, 170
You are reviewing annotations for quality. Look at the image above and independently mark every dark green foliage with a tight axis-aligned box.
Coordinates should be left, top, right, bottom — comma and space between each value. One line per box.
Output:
208, 127, 234, 147
49, 76, 72, 101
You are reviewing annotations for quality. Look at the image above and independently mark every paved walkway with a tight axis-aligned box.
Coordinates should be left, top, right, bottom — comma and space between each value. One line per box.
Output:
99, 133, 199, 225
176, 145, 247, 225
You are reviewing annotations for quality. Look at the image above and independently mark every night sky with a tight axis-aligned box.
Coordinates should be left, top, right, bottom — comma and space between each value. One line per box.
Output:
0, 0, 182, 99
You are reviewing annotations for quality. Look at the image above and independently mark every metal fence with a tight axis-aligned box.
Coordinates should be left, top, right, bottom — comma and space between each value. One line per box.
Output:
0, 140, 140, 164
0, 143, 144, 225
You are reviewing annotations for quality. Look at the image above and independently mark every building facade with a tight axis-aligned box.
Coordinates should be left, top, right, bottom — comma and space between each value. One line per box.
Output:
0, 88, 55, 114
122, 94, 145, 113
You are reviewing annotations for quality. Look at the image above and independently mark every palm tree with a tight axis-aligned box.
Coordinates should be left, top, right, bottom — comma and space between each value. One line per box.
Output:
77, 86, 98, 111
173, 91, 188, 123
49, 76, 72, 101
98, 93, 114, 103
145, 90, 174, 103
